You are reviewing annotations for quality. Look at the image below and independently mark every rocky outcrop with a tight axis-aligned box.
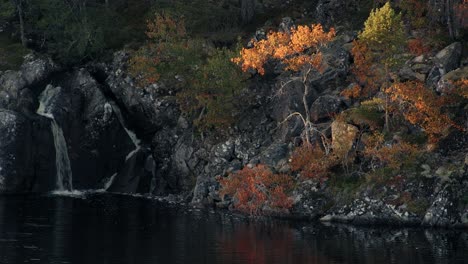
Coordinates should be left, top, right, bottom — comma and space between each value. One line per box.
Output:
315, 0, 361, 28
0, 110, 55, 192
310, 95, 346, 122
423, 177, 468, 228
0, 54, 154, 193
0, 22, 466, 229
0, 54, 58, 113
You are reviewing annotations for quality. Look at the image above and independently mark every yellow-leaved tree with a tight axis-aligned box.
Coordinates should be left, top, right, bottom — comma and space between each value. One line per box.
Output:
351, 2, 406, 130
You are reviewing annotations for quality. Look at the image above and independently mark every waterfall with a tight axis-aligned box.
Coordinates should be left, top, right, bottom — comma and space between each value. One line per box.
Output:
102, 102, 143, 192
36, 85, 73, 191
105, 102, 141, 154
104, 173, 117, 191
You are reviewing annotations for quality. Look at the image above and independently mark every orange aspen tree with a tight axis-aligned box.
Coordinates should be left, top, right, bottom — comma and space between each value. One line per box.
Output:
232, 23, 335, 145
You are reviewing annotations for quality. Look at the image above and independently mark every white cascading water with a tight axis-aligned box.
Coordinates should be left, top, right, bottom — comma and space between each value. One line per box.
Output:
103, 102, 141, 190
36, 85, 73, 192
104, 173, 117, 191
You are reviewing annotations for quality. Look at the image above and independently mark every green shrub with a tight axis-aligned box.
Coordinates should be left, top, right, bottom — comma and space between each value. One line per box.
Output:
0, 33, 29, 71
130, 13, 245, 133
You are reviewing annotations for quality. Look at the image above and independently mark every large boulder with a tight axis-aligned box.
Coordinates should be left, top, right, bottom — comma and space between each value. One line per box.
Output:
20, 54, 58, 85
437, 66, 468, 93
0, 53, 58, 112
434, 42, 462, 74
0, 110, 55, 193
106, 148, 154, 194
427, 42, 463, 88
310, 95, 346, 122
0, 110, 33, 192
331, 120, 358, 159
423, 178, 468, 228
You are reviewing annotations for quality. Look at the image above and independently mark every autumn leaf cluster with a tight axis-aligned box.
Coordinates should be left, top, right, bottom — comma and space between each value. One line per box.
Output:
219, 165, 294, 215
232, 24, 335, 75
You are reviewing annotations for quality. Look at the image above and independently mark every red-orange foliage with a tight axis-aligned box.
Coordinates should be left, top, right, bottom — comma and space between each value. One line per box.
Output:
145, 13, 186, 43
350, 41, 382, 97
455, 0, 468, 28
218, 165, 294, 215
290, 144, 335, 181
340, 84, 362, 99
386, 81, 454, 143
232, 24, 335, 75
363, 132, 420, 169
453, 78, 468, 98
408, 38, 431, 56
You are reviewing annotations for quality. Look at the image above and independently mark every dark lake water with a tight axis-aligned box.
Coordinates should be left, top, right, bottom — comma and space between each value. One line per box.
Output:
0, 193, 466, 264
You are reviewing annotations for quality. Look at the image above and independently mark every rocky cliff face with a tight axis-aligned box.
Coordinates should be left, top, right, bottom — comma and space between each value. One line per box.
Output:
0, 21, 466, 227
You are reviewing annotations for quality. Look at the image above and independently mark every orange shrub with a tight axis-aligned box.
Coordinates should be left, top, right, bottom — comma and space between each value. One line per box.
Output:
408, 38, 431, 56
218, 164, 294, 215
386, 81, 455, 143
363, 132, 420, 169
340, 84, 362, 99
350, 41, 383, 97
290, 144, 335, 181
453, 79, 468, 99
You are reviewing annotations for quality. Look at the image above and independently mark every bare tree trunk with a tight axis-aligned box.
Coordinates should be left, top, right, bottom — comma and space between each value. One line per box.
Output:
384, 65, 390, 133
15, 0, 26, 47
302, 67, 312, 145
240, 0, 255, 24
446, 0, 455, 39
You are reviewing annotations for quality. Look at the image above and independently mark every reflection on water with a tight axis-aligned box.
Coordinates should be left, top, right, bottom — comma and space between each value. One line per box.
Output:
0, 194, 466, 264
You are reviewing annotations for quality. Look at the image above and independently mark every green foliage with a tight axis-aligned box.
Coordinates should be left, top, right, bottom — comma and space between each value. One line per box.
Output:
359, 2, 406, 69
129, 13, 205, 86
179, 47, 245, 131
344, 98, 385, 129
0, 0, 15, 21
130, 13, 245, 133
28, 0, 123, 64
0, 0, 154, 65
406, 198, 430, 215
328, 173, 366, 195
462, 194, 468, 205
0, 32, 28, 71
150, 0, 241, 39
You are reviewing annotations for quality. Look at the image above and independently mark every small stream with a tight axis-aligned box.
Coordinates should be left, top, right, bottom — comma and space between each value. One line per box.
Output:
0, 194, 466, 264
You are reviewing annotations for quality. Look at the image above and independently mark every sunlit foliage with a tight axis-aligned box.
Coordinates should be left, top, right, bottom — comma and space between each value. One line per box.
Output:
363, 131, 420, 169
453, 79, 468, 99
290, 143, 336, 181
219, 164, 294, 215
232, 24, 335, 75
386, 81, 454, 143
